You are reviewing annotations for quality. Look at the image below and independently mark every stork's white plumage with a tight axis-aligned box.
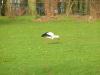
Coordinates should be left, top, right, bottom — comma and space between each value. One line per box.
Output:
41, 32, 60, 39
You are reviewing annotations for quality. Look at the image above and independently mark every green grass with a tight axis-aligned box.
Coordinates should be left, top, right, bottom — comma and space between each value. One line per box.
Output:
0, 16, 100, 75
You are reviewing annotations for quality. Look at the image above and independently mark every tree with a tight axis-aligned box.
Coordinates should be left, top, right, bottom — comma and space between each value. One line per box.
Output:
44, 0, 58, 16
66, 0, 74, 16
28, 0, 35, 15
1, 0, 7, 16
0, 0, 2, 15
90, 0, 100, 19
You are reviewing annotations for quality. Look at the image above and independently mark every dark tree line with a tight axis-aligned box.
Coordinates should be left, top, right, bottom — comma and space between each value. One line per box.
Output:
0, 0, 100, 19
0, 0, 28, 16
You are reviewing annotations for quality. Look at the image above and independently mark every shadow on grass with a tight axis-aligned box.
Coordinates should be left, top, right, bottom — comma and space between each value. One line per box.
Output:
48, 42, 61, 44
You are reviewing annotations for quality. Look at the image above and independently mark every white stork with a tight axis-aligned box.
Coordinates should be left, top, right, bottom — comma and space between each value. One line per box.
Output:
41, 32, 60, 39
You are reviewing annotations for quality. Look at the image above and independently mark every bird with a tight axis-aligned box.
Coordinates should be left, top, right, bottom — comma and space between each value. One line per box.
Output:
41, 32, 60, 39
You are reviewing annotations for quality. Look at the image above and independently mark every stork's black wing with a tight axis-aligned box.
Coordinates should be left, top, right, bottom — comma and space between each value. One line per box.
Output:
41, 32, 51, 37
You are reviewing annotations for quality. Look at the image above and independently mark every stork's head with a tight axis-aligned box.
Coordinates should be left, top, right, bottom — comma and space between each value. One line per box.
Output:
53, 35, 60, 39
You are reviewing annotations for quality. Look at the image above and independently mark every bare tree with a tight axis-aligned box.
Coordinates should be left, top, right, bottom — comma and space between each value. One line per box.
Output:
66, 0, 74, 16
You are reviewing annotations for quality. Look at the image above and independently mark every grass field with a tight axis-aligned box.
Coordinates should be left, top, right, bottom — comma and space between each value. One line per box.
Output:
0, 16, 100, 75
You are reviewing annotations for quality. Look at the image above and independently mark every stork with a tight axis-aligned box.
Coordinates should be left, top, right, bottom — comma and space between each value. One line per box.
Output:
41, 32, 60, 39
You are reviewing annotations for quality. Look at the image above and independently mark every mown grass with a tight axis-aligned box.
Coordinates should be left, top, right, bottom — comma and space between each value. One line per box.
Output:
0, 16, 100, 75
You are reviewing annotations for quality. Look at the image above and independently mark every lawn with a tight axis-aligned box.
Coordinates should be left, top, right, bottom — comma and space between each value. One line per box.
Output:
0, 16, 100, 75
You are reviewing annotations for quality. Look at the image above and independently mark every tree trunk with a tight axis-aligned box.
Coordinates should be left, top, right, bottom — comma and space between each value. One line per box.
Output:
44, 0, 51, 16
0, 0, 2, 15
44, 0, 58, 16
28, 0, 34, 15
1, 0, 7, 16
66, 0, 74, 16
